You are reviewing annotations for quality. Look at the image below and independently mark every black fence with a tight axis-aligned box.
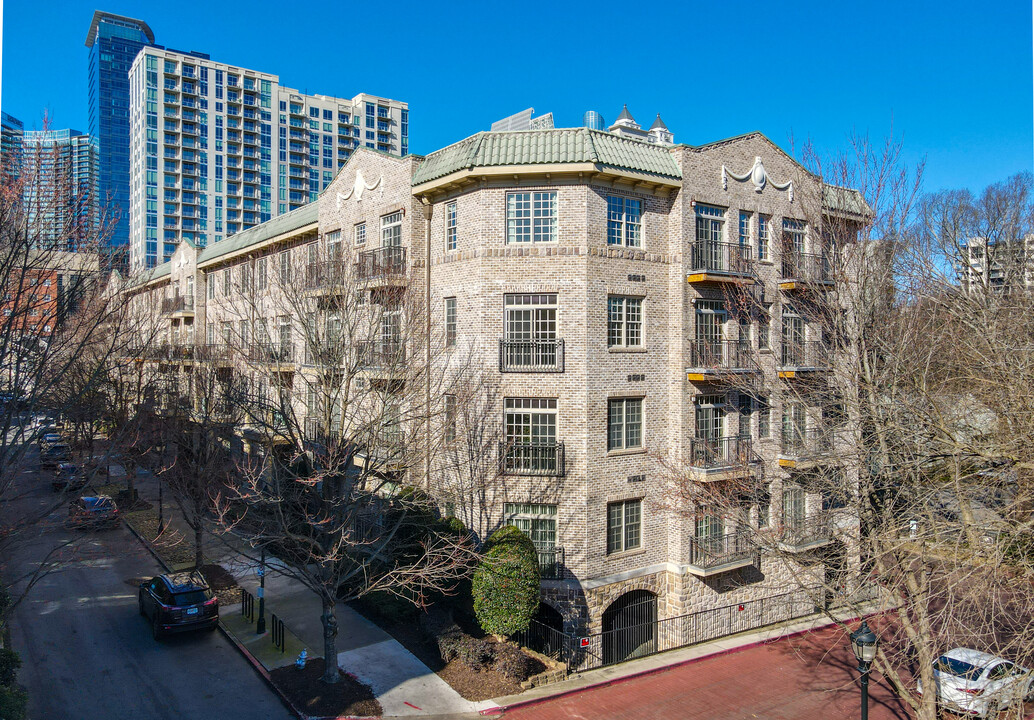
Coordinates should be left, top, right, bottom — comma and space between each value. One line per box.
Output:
241, 588, 255, 621
512, 588, 824, 674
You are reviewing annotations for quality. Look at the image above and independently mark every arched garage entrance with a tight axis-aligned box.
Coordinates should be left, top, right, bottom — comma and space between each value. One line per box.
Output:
602, 589, 657, 665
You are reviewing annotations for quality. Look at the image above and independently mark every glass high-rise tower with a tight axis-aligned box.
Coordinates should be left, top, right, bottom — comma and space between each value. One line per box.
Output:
85, 11, 155, 269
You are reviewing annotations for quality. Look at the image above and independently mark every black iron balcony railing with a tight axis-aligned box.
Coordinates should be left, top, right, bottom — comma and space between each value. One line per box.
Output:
687, 339, 753, 372
356, 246, 406, 281
499, 338, 565, 373
780, 250, 834, 285
499, 441, 566, 477
688, 435, 758, 471
779, 514, 833, 550
687, 530, 755, 571
779, 340, 831, 370
248, 342, 294, 364
304, 344, 346, 366
780, 426, 835, 459
201, 343, 232, 362
537, 546, 565, 580
358, 340, 405, 368
161, 295, 194, 314
689, 241, 755, 277
171, 343, 195, 360
304, 416, 342, 446
305, 259, 349, 287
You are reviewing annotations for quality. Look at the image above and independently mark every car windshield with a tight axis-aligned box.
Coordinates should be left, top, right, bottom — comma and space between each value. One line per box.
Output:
172, 590, 209, 606
935, 656, 984, 680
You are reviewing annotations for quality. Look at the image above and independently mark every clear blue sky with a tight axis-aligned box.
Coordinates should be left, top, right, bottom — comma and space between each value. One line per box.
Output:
2, 0, 1031, 194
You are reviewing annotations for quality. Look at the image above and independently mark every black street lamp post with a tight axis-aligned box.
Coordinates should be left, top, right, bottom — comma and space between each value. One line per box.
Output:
256, 548, 267, 634
850, 620, 880, 720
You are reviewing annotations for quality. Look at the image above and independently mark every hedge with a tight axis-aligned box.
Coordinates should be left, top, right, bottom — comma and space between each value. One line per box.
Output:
472, 525, 540, 635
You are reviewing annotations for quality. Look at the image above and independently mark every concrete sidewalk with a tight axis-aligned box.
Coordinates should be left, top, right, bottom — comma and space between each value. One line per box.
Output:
127, 469, 485, 718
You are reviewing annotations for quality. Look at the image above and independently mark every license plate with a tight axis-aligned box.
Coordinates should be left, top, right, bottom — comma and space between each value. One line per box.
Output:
186, 607, 199, 615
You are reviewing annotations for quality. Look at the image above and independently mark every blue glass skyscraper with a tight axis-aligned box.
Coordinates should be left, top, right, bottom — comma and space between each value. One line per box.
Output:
85, 11, 154, 269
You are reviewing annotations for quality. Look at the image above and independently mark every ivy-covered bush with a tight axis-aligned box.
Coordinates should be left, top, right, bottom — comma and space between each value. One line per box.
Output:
472, 525, 540, 636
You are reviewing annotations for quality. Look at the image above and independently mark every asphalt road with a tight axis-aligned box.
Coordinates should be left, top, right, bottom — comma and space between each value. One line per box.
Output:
5, 441, 293, 720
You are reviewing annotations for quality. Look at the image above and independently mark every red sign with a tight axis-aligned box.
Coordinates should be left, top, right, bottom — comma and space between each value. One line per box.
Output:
580, 637, 590, 648
738, 605, 744, 611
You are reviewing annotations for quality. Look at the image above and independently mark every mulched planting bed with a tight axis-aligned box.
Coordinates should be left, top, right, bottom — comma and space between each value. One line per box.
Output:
270, 658, 381, 718
198, 563, 242, 605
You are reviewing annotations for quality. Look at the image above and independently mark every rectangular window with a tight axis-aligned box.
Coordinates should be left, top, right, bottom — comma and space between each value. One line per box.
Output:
504, 503, 557, 551
695, 204, 725, 247
607, 499, 642, 554
695, 394, 725, 446
757, 396, 771, 438
444, 297, 456, 348
444, 394, 457, 443
445, 201, 457, 251
381, 211, 402, 247
739, 211, 751, 247
221, 321, 232, 344
608, 398, 643, 451
758, 215, 770, 261
257, 257, 267, 290
758, 315, 770, 350
354, 222, 366, 246
506, 191, 556, 244
783, 218, 806, 255
207, 274, 215, 299
326, 229, 342, 259
607, 196, 642, 247
757, 491, 771, 528
607, 296, 643, 348
222, 268, 230, 296
279, 250, 291, 284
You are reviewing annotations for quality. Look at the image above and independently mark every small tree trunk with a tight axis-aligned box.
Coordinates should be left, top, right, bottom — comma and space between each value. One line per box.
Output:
194, 520, 204, 570
321, 598, 340, 684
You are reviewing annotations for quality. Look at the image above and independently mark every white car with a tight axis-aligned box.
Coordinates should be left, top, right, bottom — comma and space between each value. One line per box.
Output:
918, 647, 1033, 717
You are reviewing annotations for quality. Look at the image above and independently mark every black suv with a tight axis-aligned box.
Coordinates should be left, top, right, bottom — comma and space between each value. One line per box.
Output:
138, 572, 219, 639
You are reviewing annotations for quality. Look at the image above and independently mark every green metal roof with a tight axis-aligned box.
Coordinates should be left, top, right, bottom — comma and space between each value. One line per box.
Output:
411, 128, 682, 186
197, 202, 319, 267
127, 262, 170, 289
823, 184, 871, 218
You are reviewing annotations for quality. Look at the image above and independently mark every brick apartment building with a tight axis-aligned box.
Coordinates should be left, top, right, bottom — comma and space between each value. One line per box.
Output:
111, 124, 867, 658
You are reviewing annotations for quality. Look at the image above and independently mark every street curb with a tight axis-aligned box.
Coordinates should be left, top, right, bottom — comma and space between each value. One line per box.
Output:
123, 513, 379, 720
481, 612, 865, 716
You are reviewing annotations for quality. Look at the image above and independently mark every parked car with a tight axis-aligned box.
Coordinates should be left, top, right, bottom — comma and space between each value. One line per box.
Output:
51, 463, 87, 492
66, 495, 119, 530
38, 432, 62, 449
40, 443, 71, 469
918, 647, 1033, 717
138, 572, 219, 639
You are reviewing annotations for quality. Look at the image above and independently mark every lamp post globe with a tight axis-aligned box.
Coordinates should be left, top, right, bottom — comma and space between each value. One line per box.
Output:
849, 619, 879, 720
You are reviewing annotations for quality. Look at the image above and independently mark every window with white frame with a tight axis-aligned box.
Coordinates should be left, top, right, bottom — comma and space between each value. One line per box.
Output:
504, 397, 557, 446
506, 191, 556, 244
326, 229, 342, 259
607, 499, 641, 554
445, 394, 457, 443
504, 503, 557, 551
444, 297, 456, 348
354, 222, 366, 246
445, 201, 457, 251
257, 257, 267, 290
221, 321, 232, 344
758, 215, 771, 261
279, 250, 291, 284
207, 273, 215, 299
381, 211, 402, 247
695, 507, 724, 544
607, 196, 642, 247
757, 395, 771, 438
695, 204, 725, 245
783, 218, 806, 255
608, 398, 643, 451
222, 268, 231, 296
739, 211, 752, 247
607, 296, 642, 348
758, 314, 770, 350
695, 394, 725, 446
206, 324, 215, 345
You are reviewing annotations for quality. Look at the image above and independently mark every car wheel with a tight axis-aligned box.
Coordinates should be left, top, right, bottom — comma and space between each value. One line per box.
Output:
152, 616, 163, 641
138, 593, 146, 617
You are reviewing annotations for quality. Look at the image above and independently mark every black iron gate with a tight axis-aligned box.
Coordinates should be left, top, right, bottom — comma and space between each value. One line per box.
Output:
601, 590, 657, 665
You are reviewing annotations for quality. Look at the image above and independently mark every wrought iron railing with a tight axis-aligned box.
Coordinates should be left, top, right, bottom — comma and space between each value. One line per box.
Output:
499, 441, 565, 477
358, 340, 405, 368
161, 295, 194, 314
356, 246, 406, 281
538, 546, 565, 579
689, 241, 755, 277
688, 435, 757, 470
779, 340, 830, 369
779, 514, 833, 550
780, 426, 835, 458
304, 345, 346, 366
781, 250, 834, 285
687, 339, 753, 371
304, 416, 341, 446
499, 338, 565, 373
305, 260, 349, 287
687, 530, 755, 571
171, 343, 195, 360
248, 342, 294, 364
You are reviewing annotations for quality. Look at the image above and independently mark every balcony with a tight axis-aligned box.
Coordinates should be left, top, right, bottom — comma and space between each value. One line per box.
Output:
686, 530, 756, 576
305, 260, 350, 293
355, 246, 406, 284
779, 251, 834, 290
357, 340, 405, 371
200, 344, 232, 363
499, 441, 565, 477
304, 416, 342, 447
687, 435, 760, 479
303, 344, 346, 367
537, 546, 565, 580
687, 242, 756, 283
171, 343, 195, 360
777, 341, 830, 377
686, 339, 755, 381
161, 295, 194, 316
779, 427, 836, 468
246, 342, 294, 365
778, 514, 834, 552
499, 338, 564, 373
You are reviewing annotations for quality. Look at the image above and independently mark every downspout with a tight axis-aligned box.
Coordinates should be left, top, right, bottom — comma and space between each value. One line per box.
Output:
422, 196, 433, 491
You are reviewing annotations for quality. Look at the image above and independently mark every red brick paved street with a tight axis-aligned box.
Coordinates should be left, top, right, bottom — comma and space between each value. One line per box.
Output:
503, 625, 913, 720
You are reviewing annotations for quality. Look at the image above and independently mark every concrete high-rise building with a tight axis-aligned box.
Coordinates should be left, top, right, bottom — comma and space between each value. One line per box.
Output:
21, 129, 99, 250
127, 45, 408, 274
86, 11, 156, 263
1, 112, 24, 182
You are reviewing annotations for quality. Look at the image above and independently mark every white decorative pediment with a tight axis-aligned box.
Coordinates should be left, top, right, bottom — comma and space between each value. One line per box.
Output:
722, 156, 793, 202
336, 170, 382, 207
